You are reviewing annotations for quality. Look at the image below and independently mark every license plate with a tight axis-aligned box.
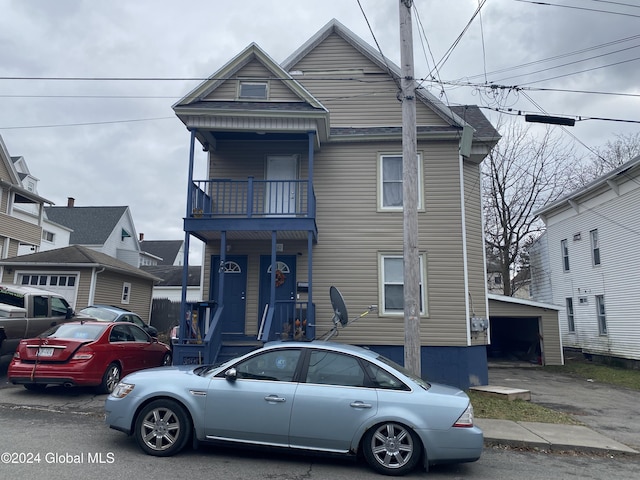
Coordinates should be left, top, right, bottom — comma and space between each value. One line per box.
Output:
37, 347, 54, 357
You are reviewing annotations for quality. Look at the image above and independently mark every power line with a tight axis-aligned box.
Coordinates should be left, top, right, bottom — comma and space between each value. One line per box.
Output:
514, 0, 640, 18
0, 116, 175, 130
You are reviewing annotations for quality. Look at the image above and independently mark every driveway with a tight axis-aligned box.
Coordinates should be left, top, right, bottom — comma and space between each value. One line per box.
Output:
489, 364, 640, 450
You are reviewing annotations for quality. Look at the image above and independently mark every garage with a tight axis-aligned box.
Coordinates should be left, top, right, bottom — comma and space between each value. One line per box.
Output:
488, 294, 563, 366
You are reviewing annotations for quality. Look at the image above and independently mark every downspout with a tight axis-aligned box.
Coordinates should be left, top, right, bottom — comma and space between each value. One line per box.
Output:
458, 152, 472, 346
89, 267, 105, 305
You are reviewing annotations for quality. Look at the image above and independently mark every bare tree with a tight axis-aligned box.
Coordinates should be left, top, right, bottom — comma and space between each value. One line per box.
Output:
574, 132, 640, 185
483, 119, 579, 296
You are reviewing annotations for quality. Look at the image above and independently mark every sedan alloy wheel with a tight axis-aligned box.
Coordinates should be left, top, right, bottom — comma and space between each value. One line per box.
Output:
135, 399, 191, 456
363, 422, 421, 475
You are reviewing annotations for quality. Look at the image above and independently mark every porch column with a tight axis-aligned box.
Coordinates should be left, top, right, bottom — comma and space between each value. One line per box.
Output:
179, 129, 197, 340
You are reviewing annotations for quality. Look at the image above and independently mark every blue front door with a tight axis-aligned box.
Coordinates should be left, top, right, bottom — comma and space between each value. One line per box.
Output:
259, 255, 296, 338
211, 255, 247, 334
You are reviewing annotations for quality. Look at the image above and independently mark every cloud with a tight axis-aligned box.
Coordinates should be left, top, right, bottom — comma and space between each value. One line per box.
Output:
1, 0, 638, 265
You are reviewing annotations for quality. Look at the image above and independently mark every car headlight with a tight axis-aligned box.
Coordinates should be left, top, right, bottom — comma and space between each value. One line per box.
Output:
110, 382, 135, 398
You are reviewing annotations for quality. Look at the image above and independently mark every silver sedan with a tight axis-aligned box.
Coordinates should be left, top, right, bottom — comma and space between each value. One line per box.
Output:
105, 341, 482, 476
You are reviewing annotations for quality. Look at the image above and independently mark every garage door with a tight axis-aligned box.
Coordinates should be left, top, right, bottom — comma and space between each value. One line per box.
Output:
18, 273, 79, 309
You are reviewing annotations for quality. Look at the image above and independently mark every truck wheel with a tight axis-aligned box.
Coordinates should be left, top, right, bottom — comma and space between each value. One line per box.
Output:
98, 363, 121, 394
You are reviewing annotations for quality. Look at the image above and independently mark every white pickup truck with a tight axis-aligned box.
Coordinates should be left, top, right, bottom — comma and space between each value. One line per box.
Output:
0, 284, 76, 357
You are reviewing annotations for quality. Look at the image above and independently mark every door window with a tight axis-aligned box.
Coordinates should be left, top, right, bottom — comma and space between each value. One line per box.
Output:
232, 349, 301, 382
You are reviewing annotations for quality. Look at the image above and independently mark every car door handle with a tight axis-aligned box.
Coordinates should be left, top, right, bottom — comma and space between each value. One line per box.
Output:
350, 401, 373, 409
264, 395, 286, 403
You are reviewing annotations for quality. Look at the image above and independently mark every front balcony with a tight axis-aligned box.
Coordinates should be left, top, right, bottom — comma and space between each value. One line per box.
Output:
184, 178, 317, 242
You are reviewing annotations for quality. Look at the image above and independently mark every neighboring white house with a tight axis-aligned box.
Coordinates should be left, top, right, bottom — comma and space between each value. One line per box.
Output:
530, 155, 640, 362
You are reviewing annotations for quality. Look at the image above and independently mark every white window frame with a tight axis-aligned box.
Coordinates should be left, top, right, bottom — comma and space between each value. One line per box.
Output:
590, 229, 601, 266
565, 297, 575, 333
377, 153, 424, 211
238, 80, 268, 100
42, 230, 55, 243
378, 253, 428, 316
121, 282, 131, 305
595, 295, 607, 335
561, 239, 570, 272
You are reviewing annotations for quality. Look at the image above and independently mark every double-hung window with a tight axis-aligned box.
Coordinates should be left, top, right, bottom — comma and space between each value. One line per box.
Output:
590, 229, 601, 266
595, 295, 607, 335
565, 297, 575, 333
561, 239, 570, 271
378, 153, 423, 211
380, 254, 427, 316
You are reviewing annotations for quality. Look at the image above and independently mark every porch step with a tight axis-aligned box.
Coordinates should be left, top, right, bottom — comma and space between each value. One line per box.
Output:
469, 385, 531, 401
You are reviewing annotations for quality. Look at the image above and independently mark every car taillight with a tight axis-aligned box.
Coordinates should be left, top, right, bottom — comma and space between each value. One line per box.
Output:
72, 346, 94, 361
453, 403, 474, 428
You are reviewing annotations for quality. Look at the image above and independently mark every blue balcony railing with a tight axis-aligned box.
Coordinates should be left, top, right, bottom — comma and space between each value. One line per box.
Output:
190, 178, 314, 218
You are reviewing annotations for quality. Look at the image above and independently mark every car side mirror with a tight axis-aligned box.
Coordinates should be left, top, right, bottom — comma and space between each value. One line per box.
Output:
225, 368, 237, 382
66, 307, 74, 319
146, 325, 158, 337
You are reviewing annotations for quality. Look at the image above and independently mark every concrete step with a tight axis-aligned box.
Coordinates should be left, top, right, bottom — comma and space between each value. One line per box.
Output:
469, 385, 531, 401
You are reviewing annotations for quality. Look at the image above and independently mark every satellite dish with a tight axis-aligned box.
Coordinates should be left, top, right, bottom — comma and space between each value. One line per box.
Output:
329, 286, 349, 326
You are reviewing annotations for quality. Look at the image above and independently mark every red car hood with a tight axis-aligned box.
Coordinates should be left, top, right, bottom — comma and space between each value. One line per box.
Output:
18, 338, 91, 362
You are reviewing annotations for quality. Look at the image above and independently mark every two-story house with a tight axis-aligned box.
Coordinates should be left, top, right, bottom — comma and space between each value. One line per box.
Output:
530, 155, 640, 365
0, 135, 51, 259
44, 198, 146, 268
171, 20, 500, 388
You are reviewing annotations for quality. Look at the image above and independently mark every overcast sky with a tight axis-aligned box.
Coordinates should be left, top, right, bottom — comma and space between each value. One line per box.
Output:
1, 0, 638, 264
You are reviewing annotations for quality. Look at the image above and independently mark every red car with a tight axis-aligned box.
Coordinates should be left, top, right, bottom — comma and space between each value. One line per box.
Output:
8, 321, 172, 394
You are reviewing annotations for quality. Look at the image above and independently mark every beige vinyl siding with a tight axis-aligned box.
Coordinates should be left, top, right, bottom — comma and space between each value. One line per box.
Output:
1, 188, 8, 213
463, 161, 489, 346
204, 59, 302, 103
0, 213, 42, 245
94, 271, 154, 322
289, 33, 447, 127
204, 138, 472, 347
488, 299, 563, 366
310, 140, 468, 346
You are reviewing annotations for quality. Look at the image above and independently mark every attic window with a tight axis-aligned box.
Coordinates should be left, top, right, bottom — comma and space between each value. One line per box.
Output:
238, 80, 268, 99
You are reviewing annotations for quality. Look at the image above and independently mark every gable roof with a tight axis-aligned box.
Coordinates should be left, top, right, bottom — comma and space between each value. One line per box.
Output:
0, 245, 159, 281
282, 19, 473, 131
0, 134, 52, 205
140, 240, 184, 265
534, 154, 640, 218
141, 265, 201, 286
45, 205, 129, 245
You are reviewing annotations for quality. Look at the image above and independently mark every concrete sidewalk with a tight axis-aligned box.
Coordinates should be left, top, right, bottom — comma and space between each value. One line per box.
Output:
476, 418, 639, 455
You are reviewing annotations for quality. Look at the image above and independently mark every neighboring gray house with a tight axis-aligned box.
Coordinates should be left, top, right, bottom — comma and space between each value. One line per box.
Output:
0, 244, 159, 320
45, 199, 145, 268
139, 239, 185, 266
141, 265, 201, 302
531, 155, 640, 364
170, 19, 509, 389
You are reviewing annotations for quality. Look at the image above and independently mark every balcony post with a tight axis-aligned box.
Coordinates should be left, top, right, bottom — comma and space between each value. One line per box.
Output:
247, 176, 254, 218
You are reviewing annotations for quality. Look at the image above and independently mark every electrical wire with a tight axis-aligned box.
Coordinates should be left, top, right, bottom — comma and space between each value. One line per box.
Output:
514, 0, 640, 18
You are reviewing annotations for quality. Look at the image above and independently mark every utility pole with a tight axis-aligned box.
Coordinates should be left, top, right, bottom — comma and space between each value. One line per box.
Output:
399, 0, 421, 376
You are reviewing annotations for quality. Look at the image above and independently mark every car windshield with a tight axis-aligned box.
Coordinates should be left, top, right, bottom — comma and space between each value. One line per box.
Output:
44, 323, 108, 341
377, 355, 431, 390
79, 307, 118, 321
